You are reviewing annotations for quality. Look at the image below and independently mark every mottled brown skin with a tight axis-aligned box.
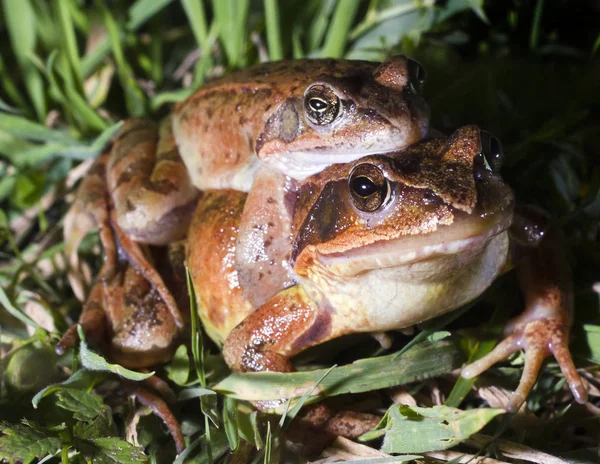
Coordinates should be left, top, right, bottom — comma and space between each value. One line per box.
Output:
462, 206, 587, 409
191, 127, 585, 418
187, 190, 253, 345
62, 55, 431, 354
174, 56, 429, 190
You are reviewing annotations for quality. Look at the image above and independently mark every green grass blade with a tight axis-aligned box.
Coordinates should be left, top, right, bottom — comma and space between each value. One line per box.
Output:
0, 55, 29, 112
308, 0, 336, 52
350, 1, 419, 40
264, 0, 283, 61
0, 113, 75, 143
62, 77, 109, 131
55, 0, 84, 93
1, 0, 47, 120
97, 0, 146, 117
181, 0, 209, 49
81, 38, 111, 78
211, 0, 249, 67
320, 0, 360, 58
127, 0, 174, 30
529, 0, 544, 51
31, 0, 59, 50
181, 0, 213, 87
215, 340, 463, 412
10, 122, 120, 167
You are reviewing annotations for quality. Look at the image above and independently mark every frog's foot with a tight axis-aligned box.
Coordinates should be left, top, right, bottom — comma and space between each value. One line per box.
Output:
461, 316, 587, 411
125, 381, 185, 454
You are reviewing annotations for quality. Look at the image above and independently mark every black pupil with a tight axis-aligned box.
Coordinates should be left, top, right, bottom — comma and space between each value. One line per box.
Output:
352, 176, 377, 197
310, 98, 328, 111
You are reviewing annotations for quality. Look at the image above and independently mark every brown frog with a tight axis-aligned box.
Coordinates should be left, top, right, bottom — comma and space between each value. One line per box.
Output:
188, 126, 586, 419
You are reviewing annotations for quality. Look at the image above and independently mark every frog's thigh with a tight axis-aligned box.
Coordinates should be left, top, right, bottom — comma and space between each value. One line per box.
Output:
105, 261, 180, 369
108, 118, 199, 245
223, 285, 347, 373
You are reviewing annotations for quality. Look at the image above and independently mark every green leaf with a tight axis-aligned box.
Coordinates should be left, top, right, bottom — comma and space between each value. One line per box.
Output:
0, 53, 30, 112
73, 412, 116, 440
284, 365, 335, 424
181, 0, 210, 52
0, 284, 40, 328
128, 0, 174, 30
6, 344, 58, 393
445, 337, 498, 408
78, 326, 154, 381
223, 396, 239, 452
32, 369, 106, 408
360, 405, 504, 454
579, 324, 600, 363
0, 421, 61, 464
178, 387, 216, 401
55, 389, 107, 421
167, 344, 190, 386
75, 437, 146, 463
215, 340, 462, 412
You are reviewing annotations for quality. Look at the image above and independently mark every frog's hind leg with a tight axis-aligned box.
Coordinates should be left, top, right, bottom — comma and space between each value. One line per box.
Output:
64, 151, 116, 301
125, 380, 185, 453
462, 215, 587, 411
108, 117, 200, 245
56, 278, 108, 355
59, 151, 117, 353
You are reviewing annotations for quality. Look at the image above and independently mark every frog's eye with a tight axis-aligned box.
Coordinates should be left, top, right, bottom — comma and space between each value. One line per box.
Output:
480, 131, 504, 172
349, 164, 390, 212
407, 59, 426, 94
304, 84, 341, 126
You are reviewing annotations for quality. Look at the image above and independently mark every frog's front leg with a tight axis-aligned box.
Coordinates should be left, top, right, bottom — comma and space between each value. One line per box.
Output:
223, 285, 332, 372
461, 209, 587, 411
235, 165, 299, 307
223, 285, 379, 444
108, 117, 200, 245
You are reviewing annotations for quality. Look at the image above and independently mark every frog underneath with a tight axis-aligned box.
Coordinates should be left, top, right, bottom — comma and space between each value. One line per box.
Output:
188, 126, 586, 415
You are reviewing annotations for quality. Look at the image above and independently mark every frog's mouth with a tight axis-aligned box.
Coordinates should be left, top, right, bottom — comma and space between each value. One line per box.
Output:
312, 212, 513, 278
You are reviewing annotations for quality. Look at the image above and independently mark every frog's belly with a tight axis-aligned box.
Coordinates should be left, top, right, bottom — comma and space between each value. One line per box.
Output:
305, 232, 509, 334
